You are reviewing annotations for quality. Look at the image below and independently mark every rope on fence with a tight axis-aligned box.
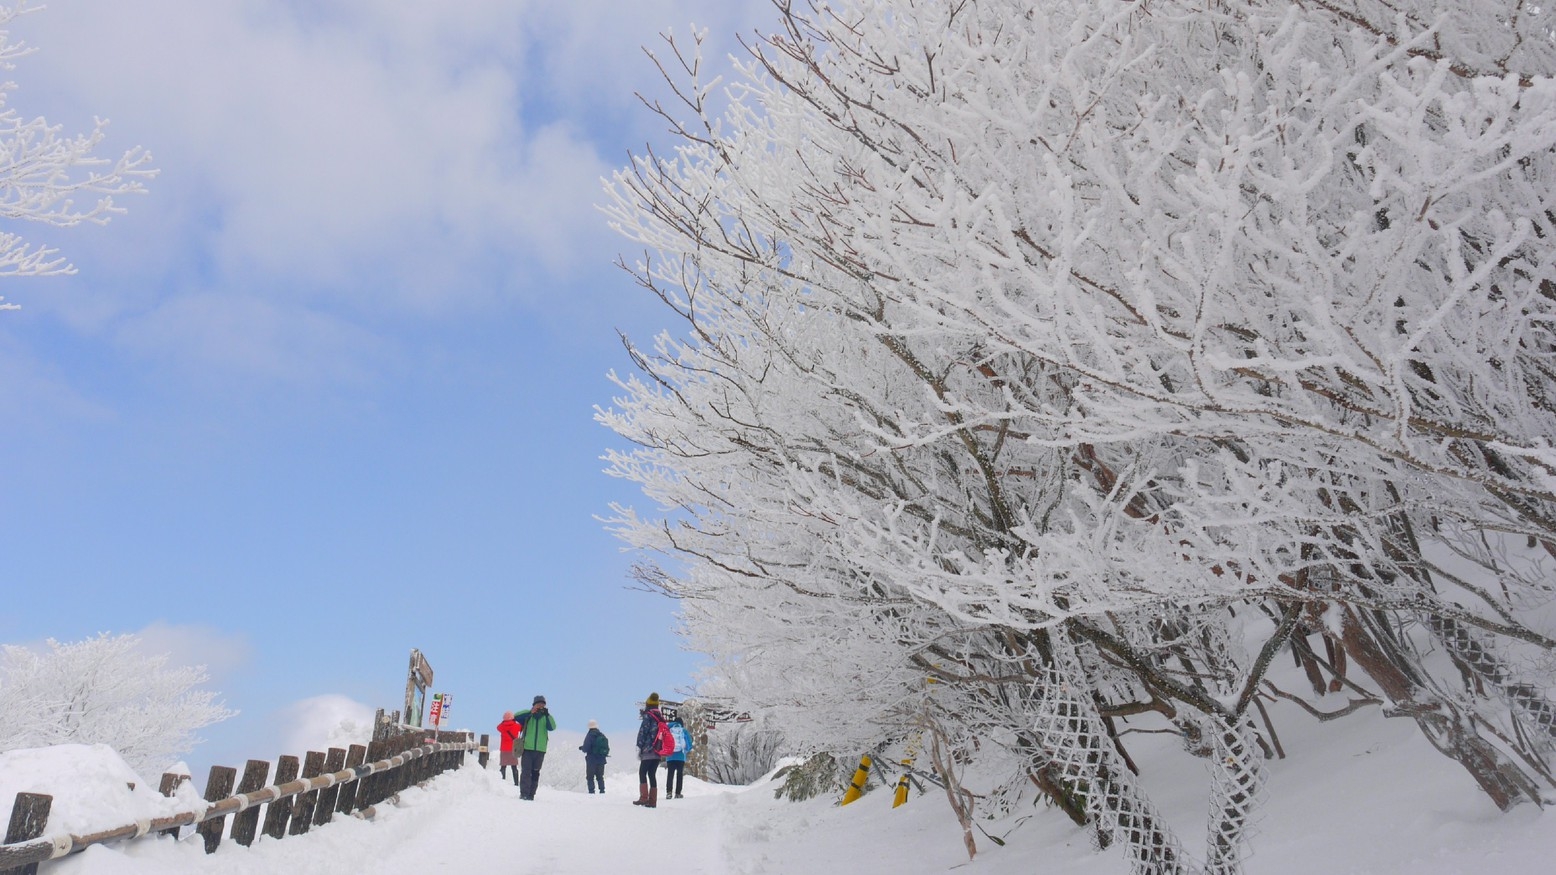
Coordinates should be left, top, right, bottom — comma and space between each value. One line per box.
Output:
0, 739, 476, 872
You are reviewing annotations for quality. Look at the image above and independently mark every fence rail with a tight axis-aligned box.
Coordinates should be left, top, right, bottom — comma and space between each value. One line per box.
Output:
1, 724, 482, 874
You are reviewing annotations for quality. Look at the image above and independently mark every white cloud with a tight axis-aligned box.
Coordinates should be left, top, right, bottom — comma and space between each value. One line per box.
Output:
7, 0, 771, 384
0, 333, 117, 426
20, 1, 615, 291
274, 694, 377, 756
112, 292, 390, 387
130, 621, 253, 683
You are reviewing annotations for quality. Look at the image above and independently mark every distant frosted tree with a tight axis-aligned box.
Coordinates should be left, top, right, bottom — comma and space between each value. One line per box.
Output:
680, 698, 784, 786
0, 634, 236, 777
0, 2, 153, 301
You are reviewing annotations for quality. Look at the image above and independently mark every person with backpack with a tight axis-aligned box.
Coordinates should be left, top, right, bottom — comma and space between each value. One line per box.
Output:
634, 692, 673, 808
497, 711, 524, 787
514, 695, 557, 800
664, 714, 693, 799
579, 719, 609, 794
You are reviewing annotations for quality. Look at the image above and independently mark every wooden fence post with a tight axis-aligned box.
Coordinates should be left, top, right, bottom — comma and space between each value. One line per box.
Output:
385, 734, 404, 798
314, 748, 347, 827
409, 733, 425, 785
478, 733, 490, 769
390, 734, 414, 798
288, 751, 326, 836
229, 759, 271, 847
2, 792, 52, 875
338, 745, 367, 817
415, 734, 434, 784
197, 765, 237, 854
261, 755, 299, 840
356, 740, 387, 811
156, 772, 190, 838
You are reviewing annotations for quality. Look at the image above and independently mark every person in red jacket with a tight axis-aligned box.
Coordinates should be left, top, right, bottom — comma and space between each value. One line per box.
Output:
497, 711, 524, 786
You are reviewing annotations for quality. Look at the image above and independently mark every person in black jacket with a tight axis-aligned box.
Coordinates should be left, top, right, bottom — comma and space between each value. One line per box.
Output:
580, 719, 609, 794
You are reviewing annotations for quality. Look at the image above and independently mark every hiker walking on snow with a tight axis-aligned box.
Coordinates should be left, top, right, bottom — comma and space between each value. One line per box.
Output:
497, 711, 523, 786
634, 692, 669, 808
514, 695, 556, 800
580, 719, 609, 794
664, 714, 692, 799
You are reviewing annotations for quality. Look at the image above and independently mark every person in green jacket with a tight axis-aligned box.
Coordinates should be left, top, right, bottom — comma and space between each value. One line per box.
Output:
514, 695, 557, 800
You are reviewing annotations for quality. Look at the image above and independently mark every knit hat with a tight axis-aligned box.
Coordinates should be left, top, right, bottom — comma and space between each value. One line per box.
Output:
646, 692, 660, 707
588, 719, 598, 729
533, 695, 546, 706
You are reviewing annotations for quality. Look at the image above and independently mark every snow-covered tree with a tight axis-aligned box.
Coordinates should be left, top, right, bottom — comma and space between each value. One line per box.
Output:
697, 718, 784, 786
0, 633, 236, 778
0, 2, 153, 299
603, 1, 1556, 871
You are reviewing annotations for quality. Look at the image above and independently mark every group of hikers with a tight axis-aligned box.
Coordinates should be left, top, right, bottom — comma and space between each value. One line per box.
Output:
495, 691, 693, 808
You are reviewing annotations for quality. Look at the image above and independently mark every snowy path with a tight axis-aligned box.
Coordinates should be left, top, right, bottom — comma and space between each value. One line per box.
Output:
367, 773, 738, 874
39, 713, 1556, 875
343, 766, 981, 875
53, 762, 991, 875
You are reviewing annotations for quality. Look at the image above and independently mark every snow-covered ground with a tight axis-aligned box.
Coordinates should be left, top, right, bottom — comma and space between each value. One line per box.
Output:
4, 700, 1554, 875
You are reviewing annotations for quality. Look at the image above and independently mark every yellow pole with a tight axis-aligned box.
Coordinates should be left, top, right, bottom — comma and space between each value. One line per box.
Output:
841, 754, 872, 805
893, 730, 925, 809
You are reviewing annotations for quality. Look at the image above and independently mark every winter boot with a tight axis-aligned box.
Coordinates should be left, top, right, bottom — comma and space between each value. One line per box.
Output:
646, 786, 658, 808
633, 782, 648, 805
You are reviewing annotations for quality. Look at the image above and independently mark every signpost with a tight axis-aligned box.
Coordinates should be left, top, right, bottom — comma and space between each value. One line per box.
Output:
427, 692, 452, 741
404, 649, 434, 727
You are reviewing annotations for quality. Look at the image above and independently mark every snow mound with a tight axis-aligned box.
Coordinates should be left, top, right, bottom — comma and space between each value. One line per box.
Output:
0, 744, 198, 837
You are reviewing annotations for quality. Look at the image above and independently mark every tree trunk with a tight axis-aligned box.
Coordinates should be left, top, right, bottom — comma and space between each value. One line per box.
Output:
1032, 655, 1186, 875
1203, 716, 1264, 875
1338, 607, 1539, 810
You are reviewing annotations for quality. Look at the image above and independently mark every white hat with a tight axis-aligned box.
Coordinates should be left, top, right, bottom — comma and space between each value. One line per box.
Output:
588, 719, 598, 729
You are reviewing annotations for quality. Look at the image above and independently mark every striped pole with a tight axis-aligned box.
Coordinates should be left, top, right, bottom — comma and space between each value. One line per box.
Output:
892, 760, 912, 808
840, 754, 872, 805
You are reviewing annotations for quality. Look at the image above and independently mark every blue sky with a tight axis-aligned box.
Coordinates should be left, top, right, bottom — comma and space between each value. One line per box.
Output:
0, 0, 770, 774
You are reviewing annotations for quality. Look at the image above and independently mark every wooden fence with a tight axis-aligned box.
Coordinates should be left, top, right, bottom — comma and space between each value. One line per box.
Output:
0, 721, 490, 874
